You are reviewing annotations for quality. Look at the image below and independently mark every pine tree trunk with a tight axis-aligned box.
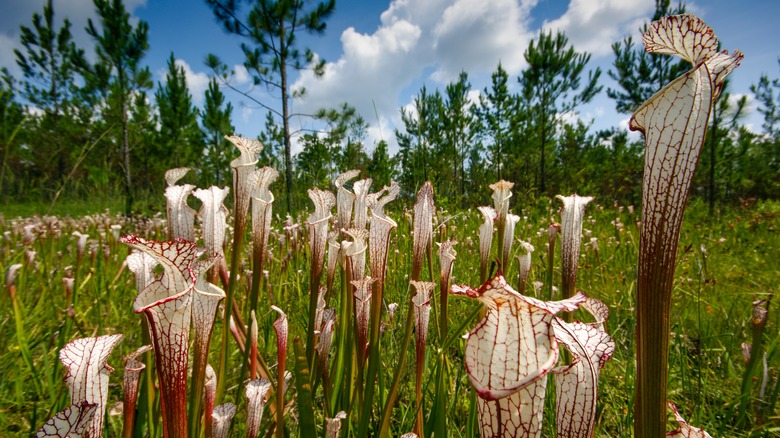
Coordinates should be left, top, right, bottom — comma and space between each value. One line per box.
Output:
121, 90, 133, 216
280, 29, 293, 214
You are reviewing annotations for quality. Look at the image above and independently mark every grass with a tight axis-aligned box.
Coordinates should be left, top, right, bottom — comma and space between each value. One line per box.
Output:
0, 196, 777, 437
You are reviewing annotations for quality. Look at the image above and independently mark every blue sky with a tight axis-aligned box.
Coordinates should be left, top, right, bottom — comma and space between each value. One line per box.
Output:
1, 0, 778, 155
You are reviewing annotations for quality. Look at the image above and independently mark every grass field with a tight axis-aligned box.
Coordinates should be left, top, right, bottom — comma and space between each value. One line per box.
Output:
0, 195, 778, 437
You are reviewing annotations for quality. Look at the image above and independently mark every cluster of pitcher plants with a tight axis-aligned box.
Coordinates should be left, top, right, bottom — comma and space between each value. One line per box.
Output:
10, 14, 747, 437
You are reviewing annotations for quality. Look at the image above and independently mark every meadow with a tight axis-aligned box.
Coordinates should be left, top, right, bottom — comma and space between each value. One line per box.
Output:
0, 11, 777, 438
1, 189, 777, 436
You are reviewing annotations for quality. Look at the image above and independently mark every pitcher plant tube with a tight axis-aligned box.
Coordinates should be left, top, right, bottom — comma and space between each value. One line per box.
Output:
629, 14, 742, 437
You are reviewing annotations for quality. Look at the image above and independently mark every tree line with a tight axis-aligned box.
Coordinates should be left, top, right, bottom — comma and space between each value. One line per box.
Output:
0, 0, 777, 215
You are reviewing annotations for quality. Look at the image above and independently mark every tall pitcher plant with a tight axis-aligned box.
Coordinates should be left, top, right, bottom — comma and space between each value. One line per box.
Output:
630, 14, 741, 437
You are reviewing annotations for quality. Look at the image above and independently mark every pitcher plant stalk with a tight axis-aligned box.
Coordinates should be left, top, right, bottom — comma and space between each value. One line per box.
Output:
477, 206, 495, 283
556, 194, 593, 301
59, 334, 123, 438
271, 305, 288, 438
629, 14, 741, 437
489, 180, 514, 269
305, 188, 335, 367
411, 280, 434, 437
190, 257, 226, 438
249, 166, 278, 314
123, 345, 152, 438
380, 181, 434, 437
359, 181, 399, 437
121, 236, 201, 438
516, 240, 534, 296
217, 135, 263, 402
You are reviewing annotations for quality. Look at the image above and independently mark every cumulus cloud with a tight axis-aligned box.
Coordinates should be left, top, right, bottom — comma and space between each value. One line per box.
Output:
291, 0, 541, 153
432, 0, 535, 81
542, 0, 654, 56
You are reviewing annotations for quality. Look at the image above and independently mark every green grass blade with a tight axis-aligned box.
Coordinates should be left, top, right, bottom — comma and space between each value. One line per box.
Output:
293, 338, 317, 437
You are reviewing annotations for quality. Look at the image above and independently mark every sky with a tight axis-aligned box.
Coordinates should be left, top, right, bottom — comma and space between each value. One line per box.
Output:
1, 0, 778, 156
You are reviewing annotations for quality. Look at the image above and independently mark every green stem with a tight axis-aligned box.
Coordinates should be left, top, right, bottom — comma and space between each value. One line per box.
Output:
378, 284, 415, 437
329, 268, 351, 412
216, 221, 246, 403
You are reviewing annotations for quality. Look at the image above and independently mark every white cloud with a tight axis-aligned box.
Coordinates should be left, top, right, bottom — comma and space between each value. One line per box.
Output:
240, 106, 254, 125
233, 64, 251, 85
176, 59, 210, 106
542, 0, 654, 56
291, 0, 538, 154
431, 0, 535, 81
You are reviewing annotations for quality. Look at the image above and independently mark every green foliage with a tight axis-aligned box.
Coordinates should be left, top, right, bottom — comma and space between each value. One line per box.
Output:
205, 0, 337, 213
155, 53, 203, 169
83, 0, 153, 215
520, 29, 602, 192
13, 0, 91, 200
201, 78, 234, 187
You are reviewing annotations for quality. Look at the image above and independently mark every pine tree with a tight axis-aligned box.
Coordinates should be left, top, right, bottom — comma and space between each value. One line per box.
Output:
475, 63, 516, 181
439, 72, 477, 206
520, 30, 601, 193
201, 78, 234, 186
82, 0, 151, 215
396, 86, 442, 197
156, 53, 202, 168
14, 0, 85, 191
206, 0, 336, 212
367, 140, 396, 188
0, 71, 25, 199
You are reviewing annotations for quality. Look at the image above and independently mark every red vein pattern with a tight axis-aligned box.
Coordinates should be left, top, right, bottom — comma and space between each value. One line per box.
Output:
245, 378, 272, 438
164, 184, 197, 241
121, 236, 200, 438
122, 345, 152, 437
164, 167, 190, 187
629, 14, 742, 436
351, 178, 373, 231
335, 169, 360, 230
211, 403, 237, 438
452, 274, 584, 437
227, 135, 263, 220
353, 277, 375, 359
325, 411, 347, 438
59, 334, 123, 438
552, 298, 615, 437
36, 401, 97, 438
193, 186, 230, 260
556, 194, 593, 299
477, 206, 496, 281
412, 182, 435, 280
